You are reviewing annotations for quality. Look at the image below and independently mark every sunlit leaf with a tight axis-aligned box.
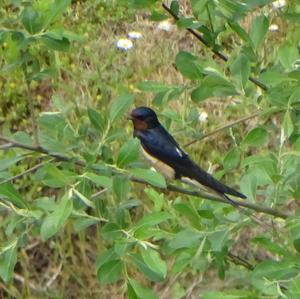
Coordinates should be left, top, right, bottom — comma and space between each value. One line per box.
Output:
130, 168, 166, 188
109, 94, 134, 124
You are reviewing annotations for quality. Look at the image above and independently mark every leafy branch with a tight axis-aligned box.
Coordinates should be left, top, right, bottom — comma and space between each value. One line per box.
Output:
0, 135, 289, 219
162, 2, 267, 91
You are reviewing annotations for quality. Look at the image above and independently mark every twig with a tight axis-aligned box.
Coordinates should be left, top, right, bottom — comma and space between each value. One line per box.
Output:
0, 135, 290, 219
45, 263, 62, 288
162, 3, 267, 91
14, 273, 44, 293
0, 143, 14, 150
0, 159, 52, 185
184, 107, 283, 147
161, 273, 182, 299
184, 110, 263, 147
227, 252, 254, 270
91, 188, 108, 199
165, 183, 288, 219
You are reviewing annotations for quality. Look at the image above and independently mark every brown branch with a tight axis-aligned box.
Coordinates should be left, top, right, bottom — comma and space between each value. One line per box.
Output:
227, 252, 254, 270
0, 135, 290, 219
162, 3, 267, 91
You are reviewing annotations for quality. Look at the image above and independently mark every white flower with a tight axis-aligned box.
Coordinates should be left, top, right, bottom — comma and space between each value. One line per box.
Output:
116, 38, 133, 51
269, 24, 279, 31
128, 31, 142, 39
198, 111, 208, 122
157, 20, 173, 32
272, 0, 286, 9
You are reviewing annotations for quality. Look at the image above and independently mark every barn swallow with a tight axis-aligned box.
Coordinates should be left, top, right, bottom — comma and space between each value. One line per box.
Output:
128, 106, 246, 202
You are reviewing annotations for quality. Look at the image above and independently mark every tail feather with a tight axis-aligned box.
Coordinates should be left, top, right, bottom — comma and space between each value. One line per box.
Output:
189, 162, 246, 199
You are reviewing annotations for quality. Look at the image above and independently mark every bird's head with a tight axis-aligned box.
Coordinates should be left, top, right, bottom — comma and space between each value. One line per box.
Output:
128, 106, 159, 130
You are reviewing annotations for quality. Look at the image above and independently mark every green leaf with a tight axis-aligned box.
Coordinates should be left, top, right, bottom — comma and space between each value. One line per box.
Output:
96, 249, 118, 269
240, 173, 257, 201
130, 0, 157, 9
228, 22, 252, 44
43, 0, 71, 29
40, 196, 73, 241
208, 229, 229, 252
130, 168, 166, 188
84, 173, 112, 189
144, 188, 164, 211
21, 7, 44, 34
259, 70, 293, 87
138, 81, 173, 93
101, 223, 122, 240
128, 278, 159, 299
278, 44, 298, 69
73, 217, 98, 232
117, 138, 140, 168
130, 253, 162, 282
87, 107, 105, 132
140, 248, 167, 280
132, 211, 171, 234
203, 290, 255, 299
168, 228, 202, 251
0, 183, 28, 209
252, 236, 289, 256
191, 0, 209, 19
0, 156, 26, 172
40, 33, 70, 51
230, 53, 250, 91
288, 276, 300, 299
223, 148, 241, 171
250, 14, 269, 50
192, 74, 237, 102
38, 164, 76, 188
175, 51, 203, 80
97, 260, 123, 285
176, 18, 195, 29
251, 260, 298, 286
109, 94, 134, 124
282, 111, 294, 140
242, 127, 268, 147
0, 239, 18, 282
72, 188, 94, 208
113, 175, 131, 201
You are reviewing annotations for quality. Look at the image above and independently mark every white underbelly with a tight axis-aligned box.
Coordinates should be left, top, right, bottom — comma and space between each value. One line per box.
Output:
141, 147, 175, 180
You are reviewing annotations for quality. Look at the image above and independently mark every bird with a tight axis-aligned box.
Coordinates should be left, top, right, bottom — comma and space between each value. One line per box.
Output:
128, 106, 246, 203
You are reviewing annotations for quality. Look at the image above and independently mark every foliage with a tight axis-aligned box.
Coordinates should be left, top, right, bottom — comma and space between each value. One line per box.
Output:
1, 0, 300, 298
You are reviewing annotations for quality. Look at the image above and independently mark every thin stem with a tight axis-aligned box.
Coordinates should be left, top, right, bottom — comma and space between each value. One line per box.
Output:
184, 108, 282, 147
0, 159, 52, 185
227, 252, 254, 270
22, 63, 39, 146
162, 3, 267, 91
206, 3, 214, 33
0, 135, 290, 219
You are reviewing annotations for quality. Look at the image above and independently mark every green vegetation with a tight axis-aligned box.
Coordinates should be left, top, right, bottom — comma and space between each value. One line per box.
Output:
1, 0, 300, 298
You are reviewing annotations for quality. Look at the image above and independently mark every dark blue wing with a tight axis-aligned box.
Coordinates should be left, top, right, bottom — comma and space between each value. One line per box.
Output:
135, 125, 246, 199
134, 125, 189, 174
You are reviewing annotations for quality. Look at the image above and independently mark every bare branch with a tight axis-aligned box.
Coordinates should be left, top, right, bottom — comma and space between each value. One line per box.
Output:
0, 143, 14, 150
